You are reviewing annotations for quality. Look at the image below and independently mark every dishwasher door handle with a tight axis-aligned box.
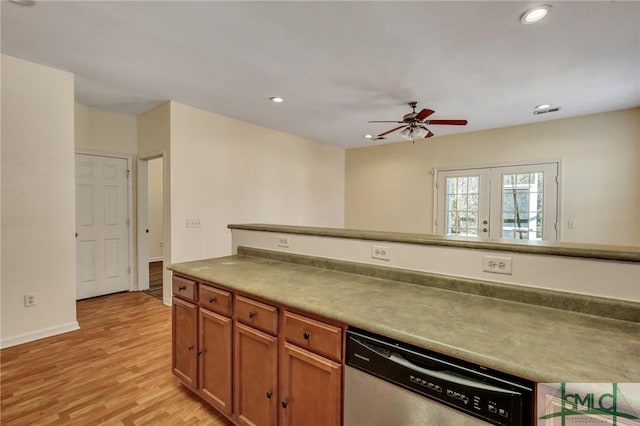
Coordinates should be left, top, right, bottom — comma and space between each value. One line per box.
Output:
388, 351, 520, 395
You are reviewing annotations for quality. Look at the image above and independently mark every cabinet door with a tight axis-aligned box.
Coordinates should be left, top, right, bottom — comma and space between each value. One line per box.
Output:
199, 308, 233, 416
172, 296, 198, 389
235, 323, 278, 426
281, 343, 342, 426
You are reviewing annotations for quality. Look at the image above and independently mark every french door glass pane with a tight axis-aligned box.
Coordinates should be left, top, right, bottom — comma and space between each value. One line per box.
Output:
501, 172, 544, 240
445, 176, 480, 236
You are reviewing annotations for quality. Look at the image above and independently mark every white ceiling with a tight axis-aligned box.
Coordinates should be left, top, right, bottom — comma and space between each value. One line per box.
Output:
2, 1, 639, 149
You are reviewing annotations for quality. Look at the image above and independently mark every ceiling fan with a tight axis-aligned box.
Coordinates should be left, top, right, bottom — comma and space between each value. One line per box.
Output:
369, 101, 468, 141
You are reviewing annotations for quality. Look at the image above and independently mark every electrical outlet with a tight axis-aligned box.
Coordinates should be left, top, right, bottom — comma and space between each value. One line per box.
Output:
277, 235, 290, 248
24, 294, 36, 307
186, 219, 201, 228
482, 256, 513, 275
371, 245, 391, 261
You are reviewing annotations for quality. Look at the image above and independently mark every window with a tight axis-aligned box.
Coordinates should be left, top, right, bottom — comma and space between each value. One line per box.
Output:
436, 163, 558, 241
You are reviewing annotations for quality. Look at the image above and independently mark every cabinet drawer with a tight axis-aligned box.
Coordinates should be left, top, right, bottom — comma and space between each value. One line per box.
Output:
236, 296, 278, 335
172, 276, 196, 302
284, 312, 342, 362
199, 284, 232, 316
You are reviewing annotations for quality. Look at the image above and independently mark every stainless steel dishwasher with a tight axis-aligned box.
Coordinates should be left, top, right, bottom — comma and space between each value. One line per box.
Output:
344, 328, 534, 426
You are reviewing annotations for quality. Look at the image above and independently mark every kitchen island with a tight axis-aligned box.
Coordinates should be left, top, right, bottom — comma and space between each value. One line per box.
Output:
170, 247, 639, 384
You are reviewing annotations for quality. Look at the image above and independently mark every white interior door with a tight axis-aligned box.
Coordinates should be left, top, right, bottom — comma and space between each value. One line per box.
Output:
76, 154, 130, 299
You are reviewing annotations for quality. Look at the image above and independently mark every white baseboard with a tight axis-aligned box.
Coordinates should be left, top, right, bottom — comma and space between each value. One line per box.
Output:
149, 257, 163, 263
0, 321, 80, 349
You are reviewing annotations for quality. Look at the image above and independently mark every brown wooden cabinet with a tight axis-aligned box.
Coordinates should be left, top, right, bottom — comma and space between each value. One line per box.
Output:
281, 342, 342, 426
199, 308, 233, 416
172, 295, 198, 389
172, 273, 344, 426
235, 322, 278, 426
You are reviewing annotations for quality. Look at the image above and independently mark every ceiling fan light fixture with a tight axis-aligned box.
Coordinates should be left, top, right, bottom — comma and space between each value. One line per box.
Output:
520, 5, 552, 24
400, 126, 428, 141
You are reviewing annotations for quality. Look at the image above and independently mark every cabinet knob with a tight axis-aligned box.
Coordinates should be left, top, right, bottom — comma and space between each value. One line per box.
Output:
209, 296, 217, 303
249, 311, 256, 319
188, 345, 194, 351
303, 331, 310, 340
197, 350, 203, 357
282, 400, 288, 408
266, 391, 273, 399
178, 285, 186, 291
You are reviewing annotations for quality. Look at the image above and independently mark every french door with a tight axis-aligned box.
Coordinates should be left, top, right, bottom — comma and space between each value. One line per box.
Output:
436, 163, 558, 241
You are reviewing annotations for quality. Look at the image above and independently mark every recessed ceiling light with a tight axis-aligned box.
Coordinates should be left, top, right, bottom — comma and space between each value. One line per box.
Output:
520, 5, 552, 24
269, 97, 284, 103
10, 0, 35, 5
535, 104, 552, 110
364, 134, 374, 139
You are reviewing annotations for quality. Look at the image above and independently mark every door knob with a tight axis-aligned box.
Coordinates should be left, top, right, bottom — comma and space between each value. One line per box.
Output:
145, 229, 149, 234
266, 391, 273, 399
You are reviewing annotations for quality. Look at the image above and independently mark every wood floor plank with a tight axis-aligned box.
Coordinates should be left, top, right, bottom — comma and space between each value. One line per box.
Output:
1, 292, 232, 425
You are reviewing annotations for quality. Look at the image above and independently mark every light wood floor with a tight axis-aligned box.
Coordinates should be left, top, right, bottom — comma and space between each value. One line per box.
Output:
1, 292, 232, 425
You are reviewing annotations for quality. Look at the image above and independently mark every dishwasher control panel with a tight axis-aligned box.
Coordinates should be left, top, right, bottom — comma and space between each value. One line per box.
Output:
346, 328, 534, 426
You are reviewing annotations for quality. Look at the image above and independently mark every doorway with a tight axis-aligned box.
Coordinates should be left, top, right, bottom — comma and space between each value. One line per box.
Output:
435, 162, 559, 241
138, 156, 165, 301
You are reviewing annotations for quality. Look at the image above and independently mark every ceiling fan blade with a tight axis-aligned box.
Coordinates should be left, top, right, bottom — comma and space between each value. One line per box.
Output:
368, 120, 404, 123
419, 126, 435, 138
377, 125, 407, 137
415, 108, 435, 121
426, 119, 468, 126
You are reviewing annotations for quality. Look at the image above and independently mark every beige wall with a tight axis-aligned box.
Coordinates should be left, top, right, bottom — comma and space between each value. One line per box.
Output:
147, 157, 164, 260
1, 55, 78, 347
75, 103, 137, 155
345, 108, 640, 246
169, 101, 345, 264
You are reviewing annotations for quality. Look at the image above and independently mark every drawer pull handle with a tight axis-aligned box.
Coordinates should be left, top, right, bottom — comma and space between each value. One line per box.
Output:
209, 296, 217, 303
249, 311, 256, 319
282, 400, 288, 408
178, 285, 186, 291
303, 331, 310, 340
266, 391, 273, 399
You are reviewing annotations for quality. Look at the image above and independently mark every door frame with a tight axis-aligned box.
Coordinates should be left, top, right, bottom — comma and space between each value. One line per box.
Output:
75, 149, 135, 292
137, 152, 165, 293
433, 159, 564, 240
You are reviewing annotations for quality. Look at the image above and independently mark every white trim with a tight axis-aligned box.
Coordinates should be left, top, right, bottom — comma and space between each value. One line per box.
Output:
149, 257, 163, 263
0, 321, 80, 349
137, 159, 150, 291
434, 158, 562, 173
75, 149, 136, 292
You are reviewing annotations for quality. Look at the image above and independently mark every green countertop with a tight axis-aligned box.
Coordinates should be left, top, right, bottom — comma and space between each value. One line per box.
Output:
169, 253, 640, 383
228, 223, 640, 262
